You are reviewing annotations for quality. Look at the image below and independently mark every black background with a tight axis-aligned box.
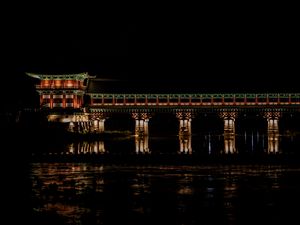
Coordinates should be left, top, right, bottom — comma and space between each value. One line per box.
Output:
1, 6, 300, 224
1, 10, 299, 111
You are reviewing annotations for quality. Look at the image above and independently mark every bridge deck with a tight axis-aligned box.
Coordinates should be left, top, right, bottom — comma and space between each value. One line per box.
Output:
85, 93, 300, 113
87, 93, 300, 111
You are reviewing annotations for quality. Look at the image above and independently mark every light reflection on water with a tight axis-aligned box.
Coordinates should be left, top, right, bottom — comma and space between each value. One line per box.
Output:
68, 141, 106, 154
41, 131, 300, 156
31, 164, 300, 225
30, 131, 300, 224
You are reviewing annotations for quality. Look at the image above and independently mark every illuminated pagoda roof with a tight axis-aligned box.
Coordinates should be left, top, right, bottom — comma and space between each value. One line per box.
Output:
26, 72, 94, 80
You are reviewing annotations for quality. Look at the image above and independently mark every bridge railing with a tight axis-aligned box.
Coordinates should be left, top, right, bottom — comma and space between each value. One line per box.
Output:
87, 93, 300, 107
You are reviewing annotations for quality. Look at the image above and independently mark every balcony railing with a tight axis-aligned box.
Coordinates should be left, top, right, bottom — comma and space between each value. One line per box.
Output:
40, 103, 75, 108
36, 85, 86, 89
53, 103, 63, 107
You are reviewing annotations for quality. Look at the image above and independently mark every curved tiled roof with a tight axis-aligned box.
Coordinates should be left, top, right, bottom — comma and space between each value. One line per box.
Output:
26, 72, 92, 80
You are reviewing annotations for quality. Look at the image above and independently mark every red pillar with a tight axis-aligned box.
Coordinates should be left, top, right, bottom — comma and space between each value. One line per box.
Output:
50, 95, 53, 109
112, 96, 115, 105
74, 95, 78, 108
78, 96, 82, 107
40, 95, 43, 107
62, 94, 66, 108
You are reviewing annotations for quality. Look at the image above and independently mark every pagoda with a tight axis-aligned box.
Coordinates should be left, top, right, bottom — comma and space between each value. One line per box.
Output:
26, 72, 92, 109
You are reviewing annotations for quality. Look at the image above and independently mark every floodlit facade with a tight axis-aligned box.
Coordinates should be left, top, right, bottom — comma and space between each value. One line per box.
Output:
27, 72, 300, 154
26, 72, 92, 109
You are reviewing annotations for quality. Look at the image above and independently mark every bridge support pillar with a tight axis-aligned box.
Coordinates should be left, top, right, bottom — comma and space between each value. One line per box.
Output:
176, 111, 193, 154
75, 116, 82, 133
132, 112, 151, 136
96, 119, 106, 133
219, 111, 238, 154
176, 111, 192, 136
73, 114, 90, 133
264, 111, 281, 153
264, 111, 281, 131
90, 112, 107, 133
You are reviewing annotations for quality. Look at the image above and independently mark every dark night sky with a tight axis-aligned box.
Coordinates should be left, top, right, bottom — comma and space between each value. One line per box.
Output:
1, 9, 299, 224
1, 14, 299, 109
